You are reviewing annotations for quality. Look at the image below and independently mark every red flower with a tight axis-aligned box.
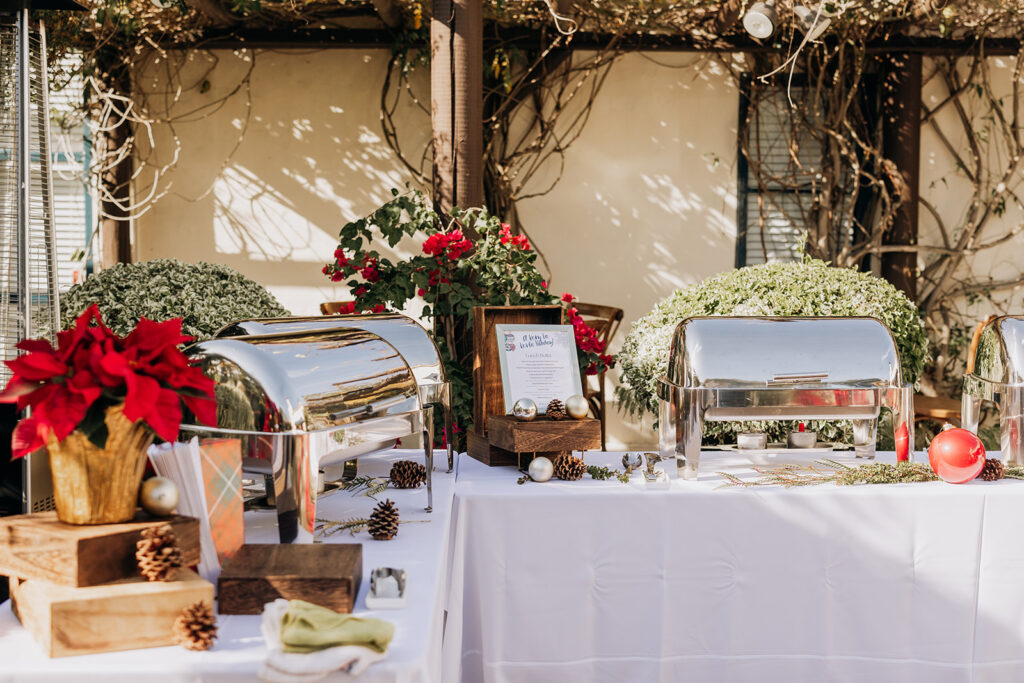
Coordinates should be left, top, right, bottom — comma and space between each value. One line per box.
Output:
423, 229, 473, 261
0, 306, 216, 458
561, 292, 575, 304
417, 288, 426, 297
331, 271, 343, 282
541, 281, 547, 289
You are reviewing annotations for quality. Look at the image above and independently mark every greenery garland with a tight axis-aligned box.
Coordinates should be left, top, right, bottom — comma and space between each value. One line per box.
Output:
717, 459, 1024, 489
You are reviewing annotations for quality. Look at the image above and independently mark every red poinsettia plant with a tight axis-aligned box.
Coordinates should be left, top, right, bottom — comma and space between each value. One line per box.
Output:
0, 305, 217, 459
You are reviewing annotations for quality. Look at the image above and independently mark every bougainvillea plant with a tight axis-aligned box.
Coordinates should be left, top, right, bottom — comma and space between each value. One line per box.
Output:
322, 189, 613, 447
0, 305, 217, 458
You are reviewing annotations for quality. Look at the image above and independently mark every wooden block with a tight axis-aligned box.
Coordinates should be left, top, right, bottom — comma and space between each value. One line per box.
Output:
217, 543, 362, 615
0, 511, 200, 587
466, 429, 520, 467
472, 305, 562, 434
488, 415, 602, 454
10, 568, 213, 657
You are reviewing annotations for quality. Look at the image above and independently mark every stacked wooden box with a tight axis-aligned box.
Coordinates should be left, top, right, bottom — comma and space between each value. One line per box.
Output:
0, 511, 211, 657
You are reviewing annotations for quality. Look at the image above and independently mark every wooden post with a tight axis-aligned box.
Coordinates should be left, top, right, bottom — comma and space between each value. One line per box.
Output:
881, 53, 921, 301
431, 0, 482, 213
98, 62, 133, 266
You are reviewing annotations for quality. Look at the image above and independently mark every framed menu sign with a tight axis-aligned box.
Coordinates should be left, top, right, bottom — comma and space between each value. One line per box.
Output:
495, 324, 582, 414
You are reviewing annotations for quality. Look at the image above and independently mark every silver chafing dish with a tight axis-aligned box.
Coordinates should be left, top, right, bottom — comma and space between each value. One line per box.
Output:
657, 316, 915, 479
179, 326, 434, 543
962, 315, 1024, 464
215, 313, 453, 471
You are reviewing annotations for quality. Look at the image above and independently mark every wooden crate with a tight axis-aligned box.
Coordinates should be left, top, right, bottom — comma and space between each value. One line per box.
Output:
468, 416, 602, 468
471, 305, 562, 435
488, 415, 601, 453
10, 568, 214, 657
0, 512, 200, 587
217, 543, 362, 615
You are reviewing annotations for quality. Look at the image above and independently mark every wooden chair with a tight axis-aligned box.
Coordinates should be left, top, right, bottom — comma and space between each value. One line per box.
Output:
911, 315, 995, 428
572, 302, 624, 450
320, 301, 354, 315
913, 394, 961, 427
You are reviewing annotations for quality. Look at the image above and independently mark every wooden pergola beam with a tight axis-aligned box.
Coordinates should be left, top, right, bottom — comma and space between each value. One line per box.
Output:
431, 0, 483, 214
188, 27, 1023, 56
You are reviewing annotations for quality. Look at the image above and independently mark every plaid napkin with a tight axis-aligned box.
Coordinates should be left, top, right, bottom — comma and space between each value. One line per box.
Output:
198, 438, 244, 565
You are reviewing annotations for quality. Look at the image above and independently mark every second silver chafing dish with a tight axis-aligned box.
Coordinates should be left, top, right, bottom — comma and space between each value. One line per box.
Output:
657, 316, 915, 479
962, 315, 1024, 464
179, 326, 434, 543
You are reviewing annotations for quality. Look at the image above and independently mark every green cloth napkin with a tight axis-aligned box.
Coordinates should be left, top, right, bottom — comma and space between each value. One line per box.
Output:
279, 600, 395, 654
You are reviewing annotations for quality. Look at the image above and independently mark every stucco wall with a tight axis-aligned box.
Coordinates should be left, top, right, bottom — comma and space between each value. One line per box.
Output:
133, 49, 739, 449
133, 49, 431, 316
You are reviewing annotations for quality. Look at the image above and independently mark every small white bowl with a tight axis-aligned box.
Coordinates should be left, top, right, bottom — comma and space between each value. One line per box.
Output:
737, 432, 768, 450
787, 431, 817, 448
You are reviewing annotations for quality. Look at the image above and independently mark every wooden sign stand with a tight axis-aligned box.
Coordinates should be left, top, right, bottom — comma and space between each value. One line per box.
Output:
467, 305, 602, 467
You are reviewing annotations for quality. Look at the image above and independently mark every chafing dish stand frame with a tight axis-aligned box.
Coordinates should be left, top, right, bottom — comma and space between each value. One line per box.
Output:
962, 315, 1024, 465
181, 407, 433, 544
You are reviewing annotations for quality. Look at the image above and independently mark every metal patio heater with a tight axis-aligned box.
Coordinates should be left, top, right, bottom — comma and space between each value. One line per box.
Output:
0, 1, 85, 512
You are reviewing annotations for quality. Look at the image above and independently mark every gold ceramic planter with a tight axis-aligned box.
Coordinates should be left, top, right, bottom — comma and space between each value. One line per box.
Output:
46, 405, 154, 525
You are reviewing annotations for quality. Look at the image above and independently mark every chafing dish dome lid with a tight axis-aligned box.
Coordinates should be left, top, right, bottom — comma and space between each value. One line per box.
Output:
966, 315, 1024, 385
183, 327, 419, 433
216, 314, 446, 386
663, 316, 904, 389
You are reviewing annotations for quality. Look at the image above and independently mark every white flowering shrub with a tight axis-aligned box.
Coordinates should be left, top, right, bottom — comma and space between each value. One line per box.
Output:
61, 259, 290, 340
617, 258, 929, 444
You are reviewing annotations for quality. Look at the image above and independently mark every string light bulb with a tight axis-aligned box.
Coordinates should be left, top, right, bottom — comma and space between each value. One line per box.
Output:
743, 1, 778, 39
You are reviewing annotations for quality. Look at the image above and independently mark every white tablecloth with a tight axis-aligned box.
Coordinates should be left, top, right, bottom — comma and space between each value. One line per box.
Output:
443, 450, 1024, 683
0, 450, 453, 683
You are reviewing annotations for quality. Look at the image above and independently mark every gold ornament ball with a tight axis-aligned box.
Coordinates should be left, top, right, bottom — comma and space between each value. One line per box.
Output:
565, 394, 589, 419
140, 476, 179, 517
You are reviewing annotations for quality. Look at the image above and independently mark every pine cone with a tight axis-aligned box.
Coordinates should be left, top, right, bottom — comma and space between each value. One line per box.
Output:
390, 459, 427, 489
978, 457, 1005, 481
546, 399, 566, 420
174, 601, 217, 651
554, 454, 586, 481
136, 524, 183, 582
368, 499, 399, 540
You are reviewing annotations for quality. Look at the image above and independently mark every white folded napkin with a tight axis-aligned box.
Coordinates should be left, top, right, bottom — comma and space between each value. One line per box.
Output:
259, 599, 387, 682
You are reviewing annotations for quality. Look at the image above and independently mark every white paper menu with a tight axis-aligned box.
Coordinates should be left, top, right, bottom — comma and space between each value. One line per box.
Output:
495, 324, 583, 414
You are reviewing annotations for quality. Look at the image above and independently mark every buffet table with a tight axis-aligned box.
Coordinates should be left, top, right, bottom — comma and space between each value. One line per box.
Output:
443, 450, 1024, 683
0, 450, 453, 683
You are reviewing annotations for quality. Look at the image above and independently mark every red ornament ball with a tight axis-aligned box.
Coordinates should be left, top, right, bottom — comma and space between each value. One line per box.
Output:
928, 427, 986, 484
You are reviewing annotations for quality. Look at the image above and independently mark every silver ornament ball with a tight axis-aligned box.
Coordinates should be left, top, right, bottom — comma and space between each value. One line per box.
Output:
140, 476, 179, 517
528, 456, 554, 482
565, 394, 589, 420
622, 452, 643, 471
512, 398, 538, 422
